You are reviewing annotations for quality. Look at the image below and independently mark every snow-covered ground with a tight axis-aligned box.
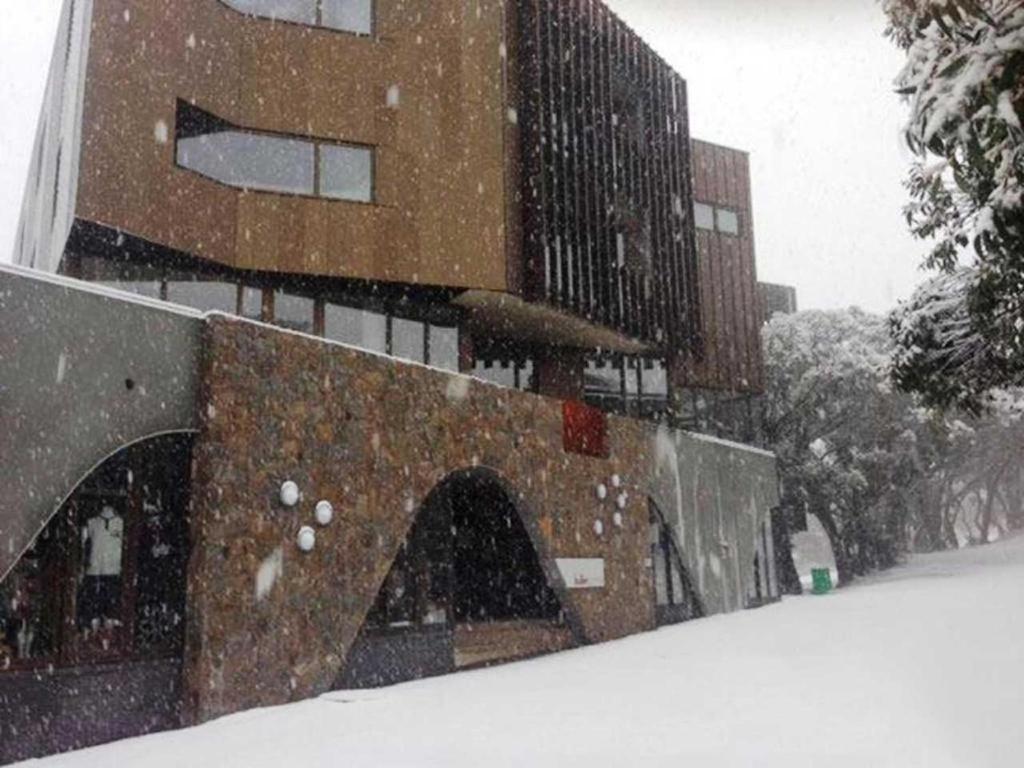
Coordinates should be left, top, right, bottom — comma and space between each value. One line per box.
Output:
25, 536, 1024, 768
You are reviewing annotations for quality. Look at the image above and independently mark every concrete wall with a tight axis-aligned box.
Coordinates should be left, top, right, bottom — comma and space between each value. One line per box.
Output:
0, 265, 201, 580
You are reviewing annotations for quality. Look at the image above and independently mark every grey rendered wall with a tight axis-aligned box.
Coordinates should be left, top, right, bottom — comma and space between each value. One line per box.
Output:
0, 265, 201, 580
649, 427, 779, 616
13, 0, 93, 270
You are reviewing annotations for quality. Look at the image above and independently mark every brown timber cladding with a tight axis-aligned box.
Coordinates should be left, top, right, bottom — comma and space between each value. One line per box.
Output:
515, 0, 702, 352
77, 0, 510, 291
686, 139, 765, 394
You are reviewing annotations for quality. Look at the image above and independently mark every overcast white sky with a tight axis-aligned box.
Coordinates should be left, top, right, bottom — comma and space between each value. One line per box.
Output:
0, 0, 924, 313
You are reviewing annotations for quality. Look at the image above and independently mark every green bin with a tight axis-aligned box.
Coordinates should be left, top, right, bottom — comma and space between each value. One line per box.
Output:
811, 568, 833, 595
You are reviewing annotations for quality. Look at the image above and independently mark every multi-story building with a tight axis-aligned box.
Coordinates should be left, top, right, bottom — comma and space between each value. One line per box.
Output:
1, 0, 779, 762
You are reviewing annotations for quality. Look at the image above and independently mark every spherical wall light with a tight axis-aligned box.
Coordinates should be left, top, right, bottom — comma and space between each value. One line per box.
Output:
610, 474, 622, 489
297, 526, 317, 553
616, 492, 629, 511
613, 512, 624, 529
596, 483, 608, 501
315, 500, 334, 527
280, 481, 300, 507
594, 519, 605, 536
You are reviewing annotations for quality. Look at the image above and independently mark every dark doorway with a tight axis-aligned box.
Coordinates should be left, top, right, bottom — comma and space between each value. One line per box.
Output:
339, 470, 571, 689
649, 499, 704, 627
0, 435, 193, 765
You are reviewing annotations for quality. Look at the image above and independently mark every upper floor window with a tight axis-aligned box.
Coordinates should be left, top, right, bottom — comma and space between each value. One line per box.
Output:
176, 102, 374, 203
694, 202, 715, 232
694, 201, 741, 237
716, 208, 740, 236
222, 0, 373, 35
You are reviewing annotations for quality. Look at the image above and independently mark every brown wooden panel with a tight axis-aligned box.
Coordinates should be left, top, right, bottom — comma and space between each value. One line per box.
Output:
76, 0, 509, 292
684, 139, 765, 394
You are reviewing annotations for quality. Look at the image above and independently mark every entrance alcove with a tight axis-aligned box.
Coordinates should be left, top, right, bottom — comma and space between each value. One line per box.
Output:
338, 469, 574, 689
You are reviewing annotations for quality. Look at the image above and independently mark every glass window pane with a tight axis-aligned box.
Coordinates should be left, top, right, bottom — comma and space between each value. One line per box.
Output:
585, 359, 622, 396
178, 131, 315, 196
0, 530, 60, 665
274, 290, 315, 333
222, 0, 316, 24
392, 317, 425, 363
644, 360, 669, 397
240, 286, 263, 321
716, 208, 740, 236
320, 0, 373, 34
319, 144, 373, 203
166, 281, 238, 314
473, 360, 515, 389
324, 303, 387, 353
694, 202, 715, 231
517, 360, 536, 392
428, 325, 459, 372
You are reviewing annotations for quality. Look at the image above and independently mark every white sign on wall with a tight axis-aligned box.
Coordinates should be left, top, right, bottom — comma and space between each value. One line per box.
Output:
556, 558, 606, 589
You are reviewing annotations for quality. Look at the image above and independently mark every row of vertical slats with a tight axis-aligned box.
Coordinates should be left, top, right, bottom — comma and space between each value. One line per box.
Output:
517, 0, 701, 354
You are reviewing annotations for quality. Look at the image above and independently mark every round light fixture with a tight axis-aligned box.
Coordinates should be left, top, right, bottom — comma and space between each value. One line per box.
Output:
596, 483, 608, 501
616, 493, 629, 511
610, 474, 622, 489
315, 500, 334, 527
297, 526, 316, 553
613, 512, 624, 529
594, 519, 605, 536
280, 481, 300, 507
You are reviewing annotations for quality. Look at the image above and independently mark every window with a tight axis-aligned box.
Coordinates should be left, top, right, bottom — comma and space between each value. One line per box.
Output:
473, 357, 536, 391
176, 102, 374, 203
391, 317, 426, 363
178, 131, 315, 196
716, 208, 740, 236
319, 144, 373, 203
0, 437, 191, 671
585, 355, 669, 422
320, 0, 373, 35
694, 202, 715, 231
324, 303, 387, 353
428, 325, 460, 372
274, 290, 316, 333
240, 286, 264, 320
695, 201, 741, 237
221, 0, 373, 35
167, 280, 239, 314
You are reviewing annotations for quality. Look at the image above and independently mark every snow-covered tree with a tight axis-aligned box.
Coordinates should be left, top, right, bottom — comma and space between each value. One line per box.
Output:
889, 268, 1011, 414
885, 0, 1024, 406
764, 309, 918, 583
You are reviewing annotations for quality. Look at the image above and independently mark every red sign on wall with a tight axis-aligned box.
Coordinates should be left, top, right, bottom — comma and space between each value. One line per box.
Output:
562, 400, 609, 459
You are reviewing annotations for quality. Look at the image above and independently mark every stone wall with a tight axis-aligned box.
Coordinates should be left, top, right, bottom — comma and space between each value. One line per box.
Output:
184, 316, 779, 722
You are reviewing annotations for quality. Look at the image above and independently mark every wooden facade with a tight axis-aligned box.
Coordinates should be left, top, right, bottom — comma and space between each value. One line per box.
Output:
684, 139, 766, 394
516, 0, 701, 351
73, 0, 512, 292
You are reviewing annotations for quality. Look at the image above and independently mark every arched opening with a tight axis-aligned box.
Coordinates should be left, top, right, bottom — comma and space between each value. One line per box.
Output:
339, 469, 571, 689
649, 498, 704, 627
0, 435, 193, 764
